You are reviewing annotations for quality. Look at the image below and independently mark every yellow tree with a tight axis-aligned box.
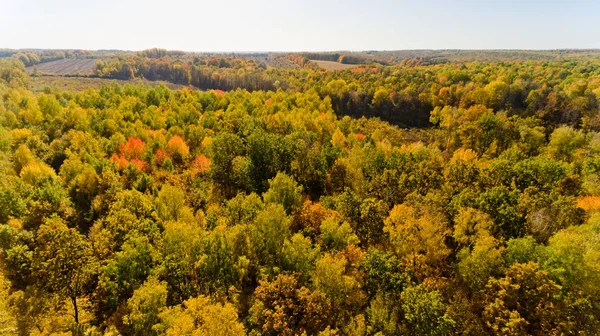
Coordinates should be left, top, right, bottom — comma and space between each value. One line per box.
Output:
156, 295, 245, 336
166, 136, 190, 164
384, 204, 450, 278
0, 272, 17, 335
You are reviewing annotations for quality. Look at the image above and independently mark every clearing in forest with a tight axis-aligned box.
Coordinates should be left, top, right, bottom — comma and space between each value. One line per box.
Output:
312, 60, 358, 70
26, 59, 98, 75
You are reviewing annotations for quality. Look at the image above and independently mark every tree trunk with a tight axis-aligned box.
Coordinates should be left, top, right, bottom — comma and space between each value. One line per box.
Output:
71, 296, 79, 324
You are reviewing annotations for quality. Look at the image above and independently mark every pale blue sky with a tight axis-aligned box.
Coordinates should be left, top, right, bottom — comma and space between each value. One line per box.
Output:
1, 0, 599, 51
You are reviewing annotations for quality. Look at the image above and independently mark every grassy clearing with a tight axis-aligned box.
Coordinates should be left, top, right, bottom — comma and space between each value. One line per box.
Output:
312, 60, 359, 70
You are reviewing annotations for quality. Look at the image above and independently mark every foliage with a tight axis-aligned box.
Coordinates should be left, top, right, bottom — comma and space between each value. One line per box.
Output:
156, 295, 245, 336
0, 53, 599, 335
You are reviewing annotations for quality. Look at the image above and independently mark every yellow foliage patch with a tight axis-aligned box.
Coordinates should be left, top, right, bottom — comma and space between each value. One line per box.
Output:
451, 148, 478, 163
20, 162, 56, 184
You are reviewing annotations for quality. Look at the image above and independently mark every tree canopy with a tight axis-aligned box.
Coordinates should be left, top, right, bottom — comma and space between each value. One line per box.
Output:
1, 51, 600, 335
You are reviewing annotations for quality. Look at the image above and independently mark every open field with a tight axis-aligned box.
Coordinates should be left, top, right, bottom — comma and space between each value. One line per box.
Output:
29, 75, 184, 93
312, 60, 358, 70
26, 59, 98, 75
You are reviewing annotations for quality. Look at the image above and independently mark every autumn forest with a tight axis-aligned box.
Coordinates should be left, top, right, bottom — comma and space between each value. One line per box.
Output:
1, 48, 600, 335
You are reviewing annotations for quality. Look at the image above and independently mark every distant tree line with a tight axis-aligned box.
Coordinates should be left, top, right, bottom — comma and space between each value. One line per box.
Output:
88, 52, 600, 131
298, 52, 384, 65
6, 50, 96, 67
299, 52, 341, 62
94, 56, 276, 91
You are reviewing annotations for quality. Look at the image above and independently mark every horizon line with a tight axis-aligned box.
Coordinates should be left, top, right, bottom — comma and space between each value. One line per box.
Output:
3, 47, 600, 54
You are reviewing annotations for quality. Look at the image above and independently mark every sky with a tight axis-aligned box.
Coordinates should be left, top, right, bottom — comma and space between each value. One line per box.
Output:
1, 0, 599, 52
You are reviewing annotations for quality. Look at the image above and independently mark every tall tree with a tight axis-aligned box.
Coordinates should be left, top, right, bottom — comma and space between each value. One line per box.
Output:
33, 216, 98, 324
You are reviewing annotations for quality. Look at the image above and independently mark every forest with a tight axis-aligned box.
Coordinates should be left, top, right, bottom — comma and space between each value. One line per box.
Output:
1, 49, 600, 335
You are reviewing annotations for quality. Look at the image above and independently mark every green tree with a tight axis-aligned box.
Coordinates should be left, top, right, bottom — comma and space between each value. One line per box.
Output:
94, 236, 157, 321
223, 192, 264, 226
400, 285, 455, 336
123, 277, 168, 336
156, 184, 187, 221
456, 235, 505, 292
542, 214, 600, 298
282, 233, 320, 277
546, 126, 585, 162
33, 216, 97, 324
361, 249, 408, 298
252, 204, 291, 267
196, 225, 247, 294
160, 221, 204, 304
210, 133, 244, 197
263, 172, 303, 215
320, 215, 359, 251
